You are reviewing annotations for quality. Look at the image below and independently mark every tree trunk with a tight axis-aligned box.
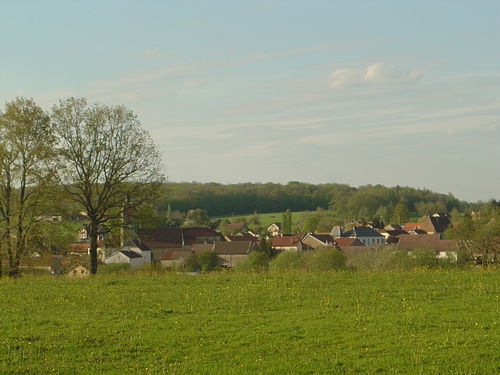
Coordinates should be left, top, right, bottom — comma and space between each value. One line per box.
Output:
88, 223, 99, 274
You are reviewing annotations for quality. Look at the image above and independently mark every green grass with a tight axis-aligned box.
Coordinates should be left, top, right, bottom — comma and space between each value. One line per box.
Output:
217, 210, 340, 229
0, 269, 499, 374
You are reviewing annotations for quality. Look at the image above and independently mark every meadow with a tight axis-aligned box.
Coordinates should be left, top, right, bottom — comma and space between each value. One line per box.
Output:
0, 269, 498, 374
216, 210, 422, 231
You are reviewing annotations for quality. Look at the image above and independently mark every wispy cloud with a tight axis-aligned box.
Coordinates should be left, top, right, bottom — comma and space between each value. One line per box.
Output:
327, 62, 422, 88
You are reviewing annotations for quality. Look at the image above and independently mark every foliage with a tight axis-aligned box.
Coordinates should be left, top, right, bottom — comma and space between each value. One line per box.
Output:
392, 202, 410, 224
445, 203, 500, 264
349, 246, 460, 271
51, 98, 164, 274
184, 250, 218, 272
0, 98, 57, 276
160, 181, 466, 219
269, 251, 303, 271
236, 251, 270, 272
183, 208, 211, 227
303, 249, 346, 271
281, 209, 292, 234
30, 221, 80, 255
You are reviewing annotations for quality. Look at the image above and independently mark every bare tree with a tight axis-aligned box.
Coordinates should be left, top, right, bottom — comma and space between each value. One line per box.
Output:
0, 98, 56, 277
51, 98, 164, 274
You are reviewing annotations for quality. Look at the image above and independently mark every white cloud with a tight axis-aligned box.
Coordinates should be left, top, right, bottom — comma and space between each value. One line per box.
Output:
328, 63, 422, 88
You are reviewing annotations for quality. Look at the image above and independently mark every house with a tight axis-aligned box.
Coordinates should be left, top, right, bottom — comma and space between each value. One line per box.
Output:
333, 237, 365, 247
160, 250, 194, 268
36, 214, 63, 222
267, 223, 281, 236
330, 225, 343, 237
139, 226, 221, 261
120, 239, 152, 263
225, 233, 258, 242
67, 265, 90, 278
270, 235, 302, 252
402, 213, 451, 235
342, 226, 385, 246
182, 227, 222, 245
212, 241, 255, 267
376, 229, 408, 244
224, 223, 249, 234
302, 233, 335, 249
104, 249, 146, 268
397, 234, 458, 260
384, 224, 403, 231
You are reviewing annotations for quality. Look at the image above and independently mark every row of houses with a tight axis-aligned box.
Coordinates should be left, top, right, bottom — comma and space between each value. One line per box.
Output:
98, 213, 459, 269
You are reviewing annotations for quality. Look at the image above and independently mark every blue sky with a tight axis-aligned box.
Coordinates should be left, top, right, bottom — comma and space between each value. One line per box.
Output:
1, 1, 499, 202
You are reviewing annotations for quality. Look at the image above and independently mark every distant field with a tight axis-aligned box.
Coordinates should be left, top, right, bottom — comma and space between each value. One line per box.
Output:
215, 210, 340, 229
0, 269, 498, 374
215, 210, 422, 230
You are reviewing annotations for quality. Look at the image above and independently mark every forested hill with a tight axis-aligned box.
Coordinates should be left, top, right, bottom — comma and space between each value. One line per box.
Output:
160, 182, 469, 218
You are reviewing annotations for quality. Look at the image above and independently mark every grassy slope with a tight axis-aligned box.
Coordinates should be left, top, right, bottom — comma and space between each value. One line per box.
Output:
0, 270, 498, 374
215, 211, 422, 229
216, 211, 339, 229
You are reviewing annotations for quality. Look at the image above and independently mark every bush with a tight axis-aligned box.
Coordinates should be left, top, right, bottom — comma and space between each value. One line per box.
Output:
350, 246, 461, 271
184, 250, 218, 272
269, 251, 303, 271
197, 250, 218, 272
303, 248, 346, 271
235, 251, 270, 272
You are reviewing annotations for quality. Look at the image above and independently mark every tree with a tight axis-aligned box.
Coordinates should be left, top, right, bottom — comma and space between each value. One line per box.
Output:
0, 98, 56, 277
183, 208, 210, 227
446, 206, 500, 265
51, 98, 164, 274
391, 203, 409, 224
281, 209, 292, 234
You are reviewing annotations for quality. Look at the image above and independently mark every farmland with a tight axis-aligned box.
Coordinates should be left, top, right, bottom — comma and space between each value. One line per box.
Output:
0, 269, 499, 374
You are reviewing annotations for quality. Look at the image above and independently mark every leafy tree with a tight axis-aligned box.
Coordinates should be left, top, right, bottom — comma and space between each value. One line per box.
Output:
51, 98, 164, 274
256, 237, 274, 258
391, 203, 409, 224
236, 251, 270, 272
0, 98, 56, 277
281, 209, 292, 234
30, 221, 80, 255
183, 208, 210, 227
446, 206, 500, 265
184, 250, 218, 272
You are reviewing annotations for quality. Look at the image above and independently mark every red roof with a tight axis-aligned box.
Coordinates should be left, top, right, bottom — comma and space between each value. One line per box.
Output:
227, 233, 257, 242
397, 234, 458, 251
140, 227, 183, 248
140, 227, 220, 248
271, 235, 300, 247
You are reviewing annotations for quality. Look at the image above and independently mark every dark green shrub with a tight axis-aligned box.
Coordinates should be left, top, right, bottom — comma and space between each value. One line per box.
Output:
269, 251, 303, 271
303, 248, 346, 271
184, 250, 218, 272
197, 250, 218, 272
236, 251, 270, 272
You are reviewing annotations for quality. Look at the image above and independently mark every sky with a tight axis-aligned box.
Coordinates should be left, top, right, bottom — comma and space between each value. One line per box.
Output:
1, 1, 499, 202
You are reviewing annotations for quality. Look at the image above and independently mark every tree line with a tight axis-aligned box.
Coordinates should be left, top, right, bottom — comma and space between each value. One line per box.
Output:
159, 181, 474, 221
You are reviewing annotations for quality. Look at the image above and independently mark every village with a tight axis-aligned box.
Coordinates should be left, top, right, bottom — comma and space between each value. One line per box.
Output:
32, 210, 467, 277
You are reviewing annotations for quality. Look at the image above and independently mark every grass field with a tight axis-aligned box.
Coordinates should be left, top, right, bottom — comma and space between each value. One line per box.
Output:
216, 210, 340, 229
0, 269, 499, 374
216, 210, 422, 230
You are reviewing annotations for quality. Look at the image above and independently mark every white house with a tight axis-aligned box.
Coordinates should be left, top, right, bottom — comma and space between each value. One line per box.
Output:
342, 226, 385, 246
267, 223, 281, 236
105, 250, 146, 268
121, 239, 152, 263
